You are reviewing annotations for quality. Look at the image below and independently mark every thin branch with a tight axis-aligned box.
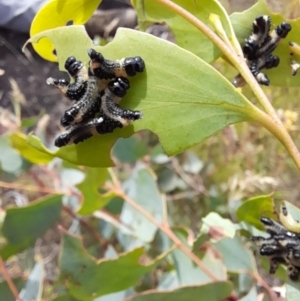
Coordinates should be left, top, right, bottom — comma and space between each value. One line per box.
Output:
108, 169, 217, 280
0, 180, 68, 195
62, 206, 108, 246
0, 256, 23, 301
166, 191, 202, 201
249, 108, 300, 171
169, 157, 207, 195
119, 190, 217, 279
247, 270, 277, 301
108, 168, 122, 190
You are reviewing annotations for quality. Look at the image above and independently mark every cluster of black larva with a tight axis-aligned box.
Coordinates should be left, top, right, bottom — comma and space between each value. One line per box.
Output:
47, 49, 145, 147
252, 202, 300, 281
233, 15, 291, 87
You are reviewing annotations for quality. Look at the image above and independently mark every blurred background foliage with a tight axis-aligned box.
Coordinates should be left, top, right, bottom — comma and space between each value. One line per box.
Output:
1, 0, 300, 300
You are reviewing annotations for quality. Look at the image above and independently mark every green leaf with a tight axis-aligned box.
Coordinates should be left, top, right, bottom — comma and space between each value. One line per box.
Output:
236, 194, 276, 230
0, 278, 25, 301
9, 132, 53, 164
30, 0, 101, 61
121, 167, 164, 242
281, 200, 300, 222
125, 282, 233, 301
19, 261, 44, 301
25, 26, 256, 167
201, 212, 241, 239
104, 197, 124, 215
113, 137, 147, 163
51, 295, 79, 301
213, 236, 256, 273
158, 272, 179, 289
21, 110, 46, 129
27, 132, 115, 168
93, 290, 128, 301
21, 116, 39, 129
132, 0, 233, 63
59, 233, 169, 300
0, 195, 62, 260
230, 0, 300, 87
0, 136, 23, 174
239, 286, 258, 301
77, 168, 115, 215
286, 281, 300, 301
172, 229, 226, 284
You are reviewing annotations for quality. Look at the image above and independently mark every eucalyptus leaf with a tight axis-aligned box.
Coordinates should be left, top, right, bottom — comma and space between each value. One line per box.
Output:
213, 236, 256, 273
10, 132, 54, 164
0, 195, 62, 260
236, 193, 276, 230
19, 261, 44, 301
286, 281, 300, 301
125, 282, 233, 301
113, 136, 147, 163
25, 26, 256, 167
59, 233, 169, 300
0, 278, 25, 301
121, 166, 164, 243
77, 168, 115, 215
0, 136, 23, 174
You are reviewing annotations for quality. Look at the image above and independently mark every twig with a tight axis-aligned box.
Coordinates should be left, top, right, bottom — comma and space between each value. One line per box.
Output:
120, 191, 217, 278
246, 270, 277, 301
108, 170, 217, 281
0, 256, 23, 301
62, 206, 107, 246
166, 190, 202, 201
0, 180, 67, 195
108, 168, 122, 190
169, 157, 207, 195
29, 168, 47, 189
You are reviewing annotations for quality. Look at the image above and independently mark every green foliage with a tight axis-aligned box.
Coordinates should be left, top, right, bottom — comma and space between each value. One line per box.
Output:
0, 278, 25, 301
125, 281, 233, 301
10, 132, 53, 164
3, 0, 300, 300
77, 168, 114, 215
0, 195, 62, 260
59, 233, 169, 300
0, 136, 23, 174
23, 25, 256, 167
236, 193, 276, 229
113, 137, 147, 163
